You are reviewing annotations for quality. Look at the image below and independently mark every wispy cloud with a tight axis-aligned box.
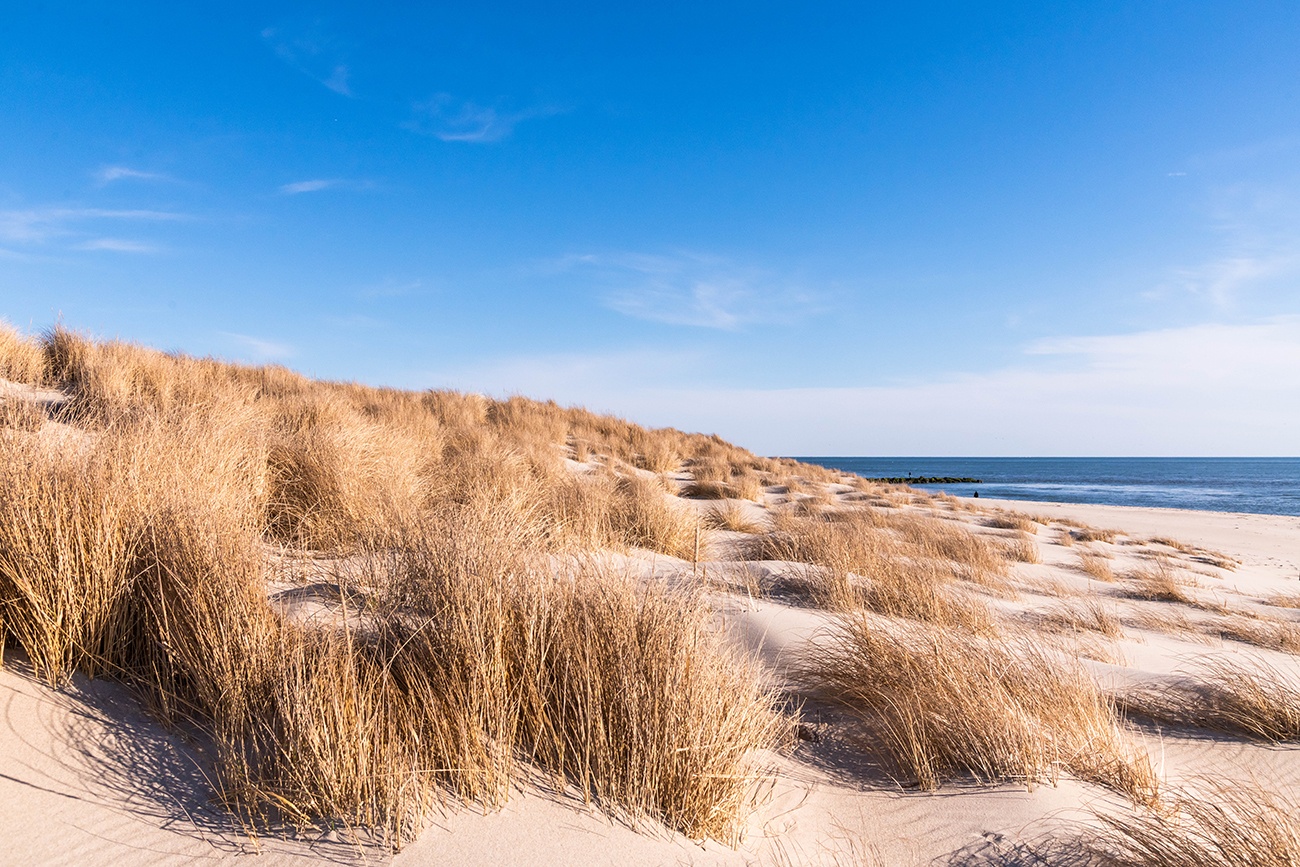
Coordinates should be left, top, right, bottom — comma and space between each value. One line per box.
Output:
359, 278, 423, 299
76, 238, 161, 254
219, 332, 296, 361
280, 179, 337, 194
1159, 253, 1298, 307
430, 318, 1300, 456
261, 23, 352, 96
404, 94, 559, 143
1153, 144, 1300, 309
278, 177, 374, 195
1025, 317, 1300, 384
0, 207, 187, 245
554, 251, 823, 330
94, 166, 173, 186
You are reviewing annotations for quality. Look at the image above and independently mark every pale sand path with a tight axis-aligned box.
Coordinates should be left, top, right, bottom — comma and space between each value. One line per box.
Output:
979, 497, 1300, 581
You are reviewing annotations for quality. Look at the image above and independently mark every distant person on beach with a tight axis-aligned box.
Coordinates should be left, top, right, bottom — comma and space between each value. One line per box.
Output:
973, 491, 979, 498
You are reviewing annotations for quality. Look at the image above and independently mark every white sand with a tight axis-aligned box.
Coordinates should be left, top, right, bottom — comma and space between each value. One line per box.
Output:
3, 494, 1299, 865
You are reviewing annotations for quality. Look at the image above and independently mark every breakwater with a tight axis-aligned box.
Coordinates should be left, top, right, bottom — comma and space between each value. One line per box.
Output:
863, 476, 981, 484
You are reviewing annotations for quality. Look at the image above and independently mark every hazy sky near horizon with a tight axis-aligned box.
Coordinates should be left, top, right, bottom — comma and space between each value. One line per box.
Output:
3, 3, 1299, 455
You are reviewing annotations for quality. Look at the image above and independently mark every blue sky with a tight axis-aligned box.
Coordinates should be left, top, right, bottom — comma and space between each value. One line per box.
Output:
3, 2, 1299, 454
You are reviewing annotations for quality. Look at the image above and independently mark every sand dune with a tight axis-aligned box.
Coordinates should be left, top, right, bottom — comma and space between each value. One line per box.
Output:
4, 495, 1296, 865
2, 329, 1298, 865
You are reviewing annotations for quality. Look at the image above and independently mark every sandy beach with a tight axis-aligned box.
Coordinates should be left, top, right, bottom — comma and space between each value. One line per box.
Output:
4, 477, 1298, 866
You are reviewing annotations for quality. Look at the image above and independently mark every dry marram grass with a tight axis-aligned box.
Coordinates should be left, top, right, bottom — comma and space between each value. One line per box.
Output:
985, 512, 1038, 534
0, 324, 802, 847
1122, 656, 1300, 741
1026, 781, 1300, 866
1041, 600, 1124, 638
1124, 557, 1195, 603
1, 321, 48, 385
1001, 532, 1041, 563
705, 500, 767, 534
1078, 551, 1116, 582
798, 616, 1158, 802
749, 510, 997, 629
1211, 614, 1300, 655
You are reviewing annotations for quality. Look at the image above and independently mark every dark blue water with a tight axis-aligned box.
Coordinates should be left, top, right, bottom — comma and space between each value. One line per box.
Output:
789, 457, 1300, 517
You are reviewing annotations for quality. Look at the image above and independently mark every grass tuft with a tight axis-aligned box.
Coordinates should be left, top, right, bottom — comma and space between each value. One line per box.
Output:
1122, 655, 1300, 741
1041, 600, 1124, 639
1078, 551, 1116, 582
611, 476, 701, 559
1125, 558, 1194, 603
1001, 532, 1041, 564
705, 500, 767, 534
798, 617, 1158, 802
0, 320, 47, 385
1027, 781, 1300, 866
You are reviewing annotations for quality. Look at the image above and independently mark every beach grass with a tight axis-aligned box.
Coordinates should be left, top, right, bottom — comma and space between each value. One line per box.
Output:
1121, 656, 1300, 741
0, 325, 803, 846
797, 616, 1158, 802
1028, 780, 1300, 866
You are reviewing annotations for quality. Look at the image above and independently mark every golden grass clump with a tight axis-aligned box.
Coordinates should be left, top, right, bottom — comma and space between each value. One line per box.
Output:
681, 479, 738, 499
1094, 782, 1300, 866
985, 512, 1038, 534
372, 519, 785, 842
633, 437, 679, 473
0, 320, 47, 385
750, 511, 996, 628
686, 456, 729, 483
1125, 558, 1194, 603
730, 468, 766, 501
43, 324, 262, 423
756, 507, 1007, 586
1041, 600, 1123, 638
1127, 607, 1197, 638
540, 471, 620, 550
1212, 614, 1300, 655
485, 394, 569, 446
1148, 536, 1239, 570
225, 628, 435, 843
264, 394, 429, 549
799, 617, 1157, 801
705, 500, 767, 534
1023, 781, 1300, 867
865, 573, 995, 633
0, 404, 433, 840
1122, 656, 1300, 742
1001, 531, 1041, 563
0, 435, 141, 683
1079, 550, 1117, 582
0, 397, 46, 431
610, 476, 701, 559
512, 571, 785, 841
570, 437, 592, 463
888, 513, 1009, 586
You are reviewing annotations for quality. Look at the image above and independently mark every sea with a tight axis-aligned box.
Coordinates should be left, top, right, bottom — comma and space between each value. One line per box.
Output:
790, 457, 1300, 518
